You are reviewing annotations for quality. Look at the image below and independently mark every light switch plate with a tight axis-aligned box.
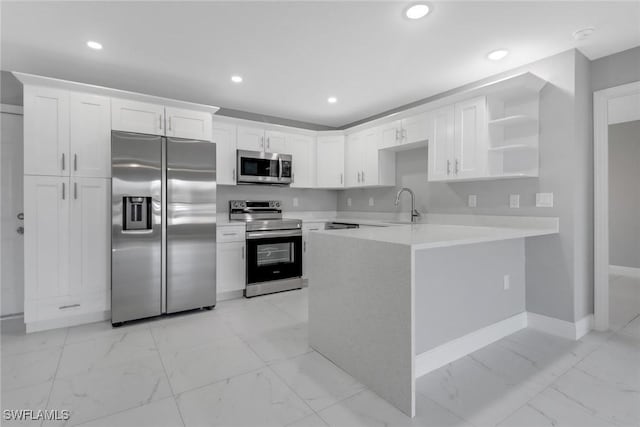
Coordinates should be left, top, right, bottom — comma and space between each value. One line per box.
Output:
293, 197, 299, 207
368, 197, 375, 207
347, 197, 352, 207
468, 195, 477, 208
536, 192, 554, 208
509, 194, 520, 209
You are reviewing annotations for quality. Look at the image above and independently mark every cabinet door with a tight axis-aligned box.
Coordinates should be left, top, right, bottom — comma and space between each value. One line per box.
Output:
288, 134, 316, 188
69, 178, 110, 306
454, 97, 488, 179
213, 121, 237, 185
24, 176, 70, 306
378, 120, 401, 149
361, 127, 381, 186
428, 106, 455, 181
402, 112, 431, 145
70, 92, 111, 178
316, 135, 345, 188
302, 222, 324, 278
344, 132, 363, 187
216, 241, 246, 294
23, 86, 69, 176
264, 130, 288, 153
165, 107, 213, 141
237, 125, 265, 151
111, 98, 165, 135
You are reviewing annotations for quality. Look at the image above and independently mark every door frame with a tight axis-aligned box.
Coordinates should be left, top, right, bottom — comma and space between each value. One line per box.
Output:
593, 81, 640, 331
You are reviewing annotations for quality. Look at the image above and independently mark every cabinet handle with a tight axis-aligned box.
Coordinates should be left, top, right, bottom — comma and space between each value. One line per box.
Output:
447, 160, 451, 175
402, 129, 407, 141
61, 153, 65, 171
267, 137, 270, 150
223, 232, 237, 236
242, 246, 245, 259
361, 171, 365, 183
292, 172, 295, 183
59, 304, 80, 310
455, 159, 459, 175
261, 136, 265, 150
61, 182, 65, 200
232, 168, 236, 181
340, 173, 343, 185
74, 154, 77, 171
74, 182, 78, 200
168, 117, 172, 131
304, 241, 306, 252
159, 114, 163, 130
357, 172, 361, 183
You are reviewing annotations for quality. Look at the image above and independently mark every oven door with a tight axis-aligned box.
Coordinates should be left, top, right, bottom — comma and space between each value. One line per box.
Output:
237, 150, 292, 185
246, 229, 302, 284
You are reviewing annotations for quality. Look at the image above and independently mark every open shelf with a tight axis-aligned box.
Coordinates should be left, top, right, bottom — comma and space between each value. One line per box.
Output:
488, 115, 537, 127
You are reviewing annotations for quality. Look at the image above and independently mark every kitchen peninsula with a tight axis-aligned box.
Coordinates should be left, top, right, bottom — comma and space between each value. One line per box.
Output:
307, 215, 559, 417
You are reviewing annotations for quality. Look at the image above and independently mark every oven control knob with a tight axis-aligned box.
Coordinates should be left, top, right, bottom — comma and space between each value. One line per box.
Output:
275, 201, 281, 207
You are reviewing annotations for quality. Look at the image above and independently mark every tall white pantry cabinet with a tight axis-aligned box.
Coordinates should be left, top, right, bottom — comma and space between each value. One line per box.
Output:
23, 85, 112, 332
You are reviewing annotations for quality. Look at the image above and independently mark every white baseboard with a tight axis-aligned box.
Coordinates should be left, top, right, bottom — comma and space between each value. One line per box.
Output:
609, 265, 640, 279
415, 313, 527, 378
415, 311, 594, 378
217, 290, 244, 302
26, 311, 110, 333
527, 312, 593, 340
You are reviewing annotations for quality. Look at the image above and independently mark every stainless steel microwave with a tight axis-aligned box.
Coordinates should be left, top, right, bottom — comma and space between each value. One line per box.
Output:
237, 150, 293, 185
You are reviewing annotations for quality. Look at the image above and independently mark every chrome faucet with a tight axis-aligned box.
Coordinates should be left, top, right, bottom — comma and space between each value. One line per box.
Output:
394, 187, 420, 223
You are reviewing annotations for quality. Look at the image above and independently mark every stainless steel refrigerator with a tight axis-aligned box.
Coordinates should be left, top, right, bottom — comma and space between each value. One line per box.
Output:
111, 131, 216, 325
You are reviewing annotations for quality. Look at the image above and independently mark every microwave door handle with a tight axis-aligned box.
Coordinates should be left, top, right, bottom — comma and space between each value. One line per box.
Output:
278, 157, 283, 180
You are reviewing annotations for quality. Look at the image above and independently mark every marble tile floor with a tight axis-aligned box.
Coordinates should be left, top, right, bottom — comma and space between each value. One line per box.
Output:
1, 275, 639, 427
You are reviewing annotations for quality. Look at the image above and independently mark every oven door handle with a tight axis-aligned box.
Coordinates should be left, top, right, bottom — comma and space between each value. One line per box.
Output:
278, 157, 283, 181
246, 229, 302, 239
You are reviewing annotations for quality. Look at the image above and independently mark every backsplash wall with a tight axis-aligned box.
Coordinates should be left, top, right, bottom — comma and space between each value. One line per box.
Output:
218, 185, 337, 213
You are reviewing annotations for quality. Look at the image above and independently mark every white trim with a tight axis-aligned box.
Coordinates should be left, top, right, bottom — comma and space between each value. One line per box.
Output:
610, 265, 640, 278
0, 104, 23, 115
594, 80, 640, 332
25, 311, 110, 333
415, 312, 527, 378
527, 312, 594, 340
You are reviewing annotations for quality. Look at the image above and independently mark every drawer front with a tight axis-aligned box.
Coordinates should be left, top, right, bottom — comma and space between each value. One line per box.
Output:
303, 222, 325, 232
35, 296, 83, 321
217, 226, 246, 243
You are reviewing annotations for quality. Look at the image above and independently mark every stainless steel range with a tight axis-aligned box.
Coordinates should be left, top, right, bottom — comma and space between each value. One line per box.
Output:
230, 200, 303, 297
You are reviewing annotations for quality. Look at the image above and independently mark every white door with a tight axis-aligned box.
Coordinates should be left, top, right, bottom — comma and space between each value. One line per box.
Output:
345, 132, 363, 187
111, 98, 165, 135
361, 127, 381, 186
316, 135, 345, 188
165, 107, 213, 141
213, 121, 237, 185
237, 125, 265, 151
428, 106, 455, 181
1, 111, 24, 316
288, 134, 315, 188
69, 178, 109, 304
454, 97, 488, 179
23, 176, 70, 304
70, 92, 111, 178
216, 241, 246, 294
23, 86, 69, 176
264, 130, 288, 153
378, 120, 401, 149
402, 112, 431, 145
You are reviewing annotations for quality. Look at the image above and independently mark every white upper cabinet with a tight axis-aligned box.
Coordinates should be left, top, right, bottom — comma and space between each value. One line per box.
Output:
165, 107, 212, 141
378, 113, 431, 150
345, 127, 395, 188
70, 92, 111, 178
345, 132, 363, 187
24, 86, 70, 176
428, 106, 455, 181
111, 98, 164, 135
265, 130, 288, 153
237, 125, 266, 151
316, 134, 345, 188
213, 120, 237, 185
454, 97, 488, 179
379, 120, 402, 149
287, 134, 316, 188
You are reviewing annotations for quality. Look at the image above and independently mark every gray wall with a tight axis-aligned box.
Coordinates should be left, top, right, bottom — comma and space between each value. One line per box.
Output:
217, 185, 336, 213
591, 46, 640, 92
0, 71, 22, 106
609, 121, 640, 269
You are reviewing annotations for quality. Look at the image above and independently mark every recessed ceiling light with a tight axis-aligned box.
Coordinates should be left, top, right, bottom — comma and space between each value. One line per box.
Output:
573, 27, 595, 41
487, 49, 509, 61
327, 97, 337, 104
405, 3, 430, 20
231, 75, 243, 83
86, 40, 102, 50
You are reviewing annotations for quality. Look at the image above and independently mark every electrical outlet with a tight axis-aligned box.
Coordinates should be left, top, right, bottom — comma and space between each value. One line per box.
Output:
509, 194, 520, 209
369, 197, 375, 207
347, 197, 352, 207
503, 274, 510, 290
468, 195, 477, 208
536, 192, 554, 208
293, 197, 299, 207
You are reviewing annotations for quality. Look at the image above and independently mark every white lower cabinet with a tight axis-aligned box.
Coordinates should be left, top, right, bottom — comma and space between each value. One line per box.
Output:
302, 222, 325, 278
216, 226, 246, 297
24, 175, 110, 330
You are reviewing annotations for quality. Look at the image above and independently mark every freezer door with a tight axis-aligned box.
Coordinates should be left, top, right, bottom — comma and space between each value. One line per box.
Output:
166, 137, 217, 312
111, 131, 162, 323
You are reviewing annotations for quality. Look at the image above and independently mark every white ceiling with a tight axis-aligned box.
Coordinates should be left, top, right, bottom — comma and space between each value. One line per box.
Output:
2, 1, 639, 127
